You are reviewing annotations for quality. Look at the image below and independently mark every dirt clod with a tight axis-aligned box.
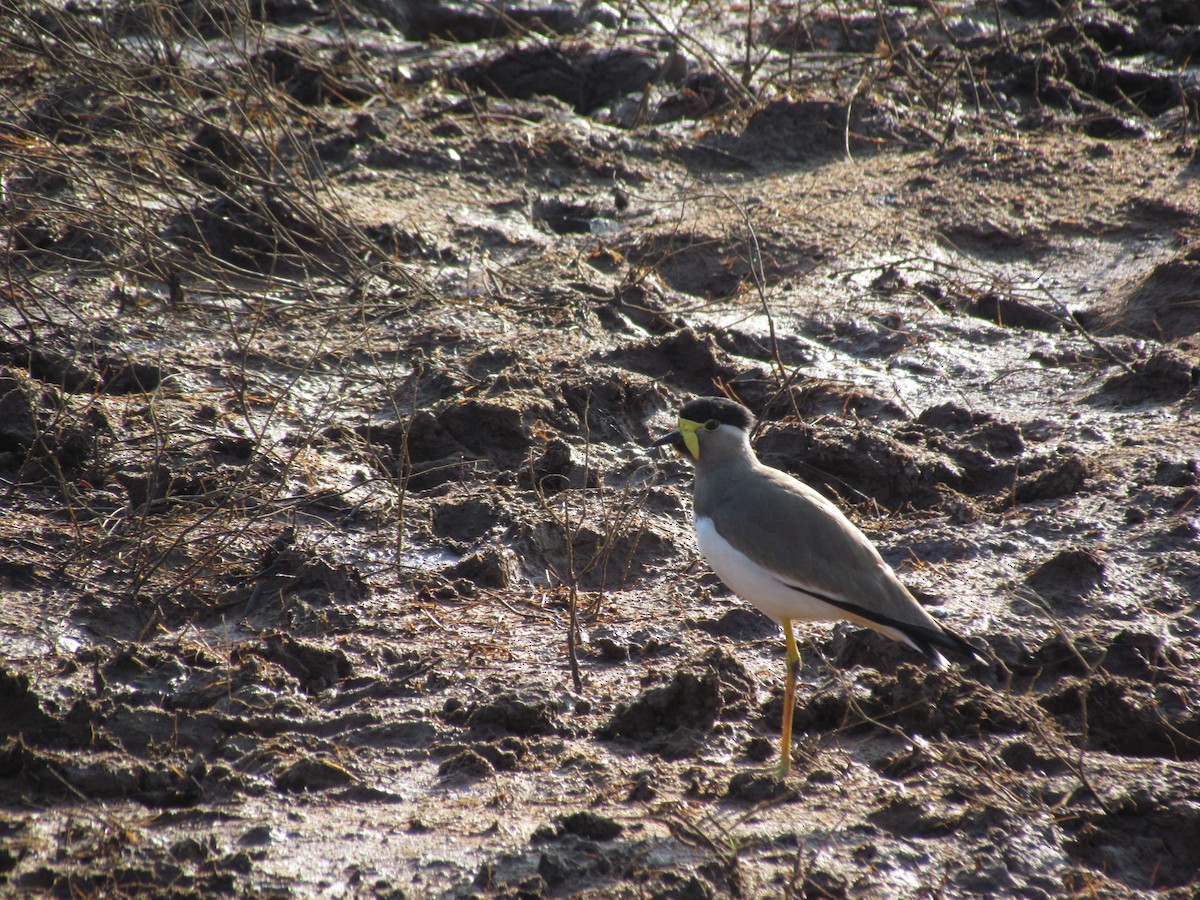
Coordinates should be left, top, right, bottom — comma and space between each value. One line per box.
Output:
1013, 453, 1089, 504
725, 771, 796, 803
457, 44, 657, 115
557, 810, 623, 841
438, 748, 494, 780
1026, 547, 1107, 603
444, 546, 521, 588
599, 651, 753, 758
275, 757, 356, 792
1101, 348, 1199, 402
466, 693, 562, 737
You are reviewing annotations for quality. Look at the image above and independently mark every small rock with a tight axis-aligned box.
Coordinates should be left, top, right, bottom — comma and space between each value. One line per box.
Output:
274, 757, 355, 792
626, 770, 657, 802
744, 736, 775, 762
474, 741, 520, 772
467, 693, 561, 736
518, 438, 576, 494
238, 824, 275, 846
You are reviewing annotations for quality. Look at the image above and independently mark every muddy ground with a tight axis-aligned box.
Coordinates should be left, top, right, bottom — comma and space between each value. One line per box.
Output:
1, 0, 1199, 896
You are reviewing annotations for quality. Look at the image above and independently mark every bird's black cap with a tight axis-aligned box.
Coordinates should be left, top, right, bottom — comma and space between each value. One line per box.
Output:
679, 397, 754, 431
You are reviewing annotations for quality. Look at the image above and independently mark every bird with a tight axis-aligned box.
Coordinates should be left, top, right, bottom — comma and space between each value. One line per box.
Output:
653, 396, 978, 775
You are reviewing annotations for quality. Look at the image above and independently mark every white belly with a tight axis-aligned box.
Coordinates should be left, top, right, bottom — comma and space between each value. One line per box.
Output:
695, 516, 839, 624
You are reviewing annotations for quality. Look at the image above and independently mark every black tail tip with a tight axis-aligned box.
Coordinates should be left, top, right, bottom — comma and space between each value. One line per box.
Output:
916, 627, 984, 669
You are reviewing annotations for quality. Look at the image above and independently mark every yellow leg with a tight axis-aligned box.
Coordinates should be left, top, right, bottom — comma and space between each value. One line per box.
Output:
778, 619, 801, 776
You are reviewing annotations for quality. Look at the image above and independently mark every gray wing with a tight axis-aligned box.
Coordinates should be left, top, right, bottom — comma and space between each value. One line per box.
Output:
709, 465, 939, 631
707, 464, 977, 660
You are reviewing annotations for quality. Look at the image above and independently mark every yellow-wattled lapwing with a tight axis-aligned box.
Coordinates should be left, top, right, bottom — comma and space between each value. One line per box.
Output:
654, 397, 978, 774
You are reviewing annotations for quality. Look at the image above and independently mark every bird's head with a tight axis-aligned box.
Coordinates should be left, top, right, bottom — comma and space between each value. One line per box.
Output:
652, 397, 755, 463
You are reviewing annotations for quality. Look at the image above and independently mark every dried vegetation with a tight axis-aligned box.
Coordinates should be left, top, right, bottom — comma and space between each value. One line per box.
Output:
1, 0, 1199, 897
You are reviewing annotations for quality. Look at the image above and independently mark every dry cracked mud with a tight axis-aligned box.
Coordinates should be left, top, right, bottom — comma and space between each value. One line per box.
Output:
1, 0, 1199, 897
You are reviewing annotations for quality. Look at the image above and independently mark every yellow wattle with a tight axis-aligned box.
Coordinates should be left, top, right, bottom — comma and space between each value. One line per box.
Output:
679, 418, 702, 460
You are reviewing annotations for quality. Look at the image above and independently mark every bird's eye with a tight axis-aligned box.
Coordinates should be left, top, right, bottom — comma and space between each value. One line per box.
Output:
704, 419, 719, 431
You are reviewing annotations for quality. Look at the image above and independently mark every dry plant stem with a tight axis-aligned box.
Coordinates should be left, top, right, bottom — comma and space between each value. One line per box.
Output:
529, 408, 588, 694
552, 482, 584, 693
1036, 285, 1137, 376
741, 0, 754, 90
530, 393, 655, 690
720, 190, 804, 427
785, 809, 853, 900
566, 401, 593, 692
658, 808, 748, 900
113, 301, 337, 615
383, 356, 422, 564
1011, 589, 1114, 813
566, 577, 582, 693
630, 0, 756, 105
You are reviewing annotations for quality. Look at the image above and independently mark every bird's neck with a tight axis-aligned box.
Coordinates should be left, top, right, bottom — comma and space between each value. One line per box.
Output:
694, 447, 757, 516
